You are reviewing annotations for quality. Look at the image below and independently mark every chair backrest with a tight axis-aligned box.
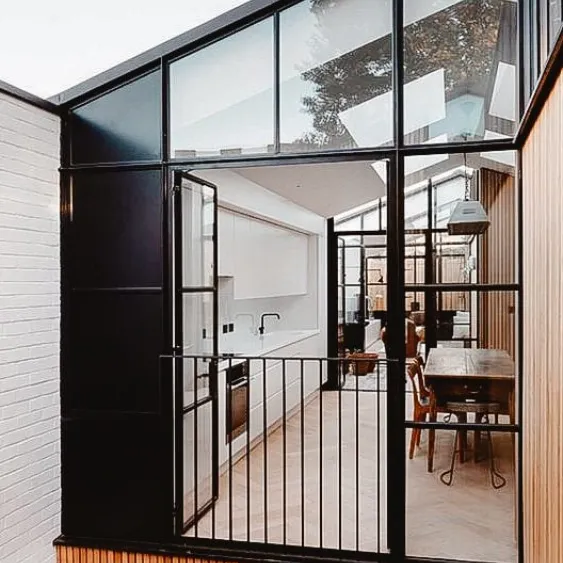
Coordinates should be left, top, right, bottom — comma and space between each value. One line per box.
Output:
406, 318, 419, 358
413, 356, 430, 398
407, 361, 421, 409
407, 357, 430, 409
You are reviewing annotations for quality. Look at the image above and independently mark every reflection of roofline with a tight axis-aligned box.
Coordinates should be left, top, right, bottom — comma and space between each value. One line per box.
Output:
49, 0, 287, 107
336, 168, 468, 224
0, 79, 59, 114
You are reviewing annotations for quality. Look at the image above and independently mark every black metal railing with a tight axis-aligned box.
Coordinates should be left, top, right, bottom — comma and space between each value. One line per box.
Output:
163, 354, 394, 556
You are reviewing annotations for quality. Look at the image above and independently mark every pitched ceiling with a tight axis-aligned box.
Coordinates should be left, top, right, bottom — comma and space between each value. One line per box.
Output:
235, 161, 386, 218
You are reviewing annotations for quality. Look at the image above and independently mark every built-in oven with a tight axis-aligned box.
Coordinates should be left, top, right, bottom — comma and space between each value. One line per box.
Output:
226, 360, 249, 443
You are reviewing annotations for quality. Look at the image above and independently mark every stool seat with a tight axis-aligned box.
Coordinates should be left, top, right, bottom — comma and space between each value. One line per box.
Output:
446, 400, 501, 414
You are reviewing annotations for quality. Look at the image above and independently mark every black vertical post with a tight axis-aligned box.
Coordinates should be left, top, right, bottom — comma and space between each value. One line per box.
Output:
389, 0, 406, 555
516, 150, 524, 563
211, 184, 219, 502
386, 154, 406, 559
425, 179, 437, 354
273, 13, 281, 154
171, 171, 184, 536
327, 218, 339, 389
161, 54, 176, 535
517, 0, 525, 117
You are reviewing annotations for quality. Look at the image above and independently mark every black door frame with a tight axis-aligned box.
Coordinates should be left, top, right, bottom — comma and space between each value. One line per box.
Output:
171, 170, 220, 535
177, 154, 407, 557
166, 135, 523, 560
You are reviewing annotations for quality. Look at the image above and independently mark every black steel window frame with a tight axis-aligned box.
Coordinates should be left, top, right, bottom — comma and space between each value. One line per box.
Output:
58, 1, 525, 562
160, 0, 515, 166
522, 0, 563, 103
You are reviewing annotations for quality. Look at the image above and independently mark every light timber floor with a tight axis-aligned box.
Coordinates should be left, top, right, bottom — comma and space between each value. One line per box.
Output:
186, 389, 517, 563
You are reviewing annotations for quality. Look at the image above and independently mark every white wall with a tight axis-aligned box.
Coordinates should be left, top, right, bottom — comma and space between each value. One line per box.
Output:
198, 169, 326, 236
199, 169, 327, 356
0, 91, 60, 563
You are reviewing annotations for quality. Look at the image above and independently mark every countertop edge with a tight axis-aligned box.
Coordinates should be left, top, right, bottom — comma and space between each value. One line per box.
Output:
218, 329, 321, 370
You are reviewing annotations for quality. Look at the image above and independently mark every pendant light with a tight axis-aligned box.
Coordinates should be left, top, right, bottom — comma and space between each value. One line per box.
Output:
447, 153, 490, 236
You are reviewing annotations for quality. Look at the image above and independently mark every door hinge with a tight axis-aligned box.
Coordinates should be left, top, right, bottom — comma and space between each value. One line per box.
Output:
172, 502, 178, 533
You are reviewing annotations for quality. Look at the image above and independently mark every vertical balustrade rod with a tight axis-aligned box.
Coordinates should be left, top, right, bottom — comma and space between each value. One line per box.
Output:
194, 358, 199, 538
262, 358, 268, 543
282, 359, 287, 546
377, 360, 382, 553
355, 359, 360, 551
338, 361, 342, 551
246, 358, 251, 542
300, 358, 305, 546
211, 362, 216, 539
228, 358, 233, 541
319, 359, 323, 549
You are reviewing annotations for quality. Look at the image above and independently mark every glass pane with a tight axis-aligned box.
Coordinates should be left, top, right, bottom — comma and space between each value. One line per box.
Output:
183, 401, 214, 524
549, 0, 562, 48
344, 245, 362, 286
404, 151, 517, 285
344, 286, 362, 323
406, 289, 519, 560
335, 216, 362, 232
181, 355, 213, 408
280, 0, 393, 152
181, 181, 215, 287
403, 0, 518, 144
366, 255, 387, 314
170, 18, 274, 158
182, 292, 214, 357
406, 428, 517, 561
71, 70, 161, 164
364, 209, 381, 230
405, 290, 425, 314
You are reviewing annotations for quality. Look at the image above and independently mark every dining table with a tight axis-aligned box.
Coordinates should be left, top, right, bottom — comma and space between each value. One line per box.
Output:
423, 347, 516, 467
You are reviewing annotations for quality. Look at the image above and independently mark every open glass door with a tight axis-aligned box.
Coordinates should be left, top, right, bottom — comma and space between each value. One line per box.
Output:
172, 171, 218, 535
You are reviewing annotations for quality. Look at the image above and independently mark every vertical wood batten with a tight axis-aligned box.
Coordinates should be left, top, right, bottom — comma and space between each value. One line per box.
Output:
479, 168, 516, 357
56, 546, 239, 563
522, 66, 563, 563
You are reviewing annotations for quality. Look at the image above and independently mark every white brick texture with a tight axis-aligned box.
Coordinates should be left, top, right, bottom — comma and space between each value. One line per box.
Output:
0, 91, 60, 563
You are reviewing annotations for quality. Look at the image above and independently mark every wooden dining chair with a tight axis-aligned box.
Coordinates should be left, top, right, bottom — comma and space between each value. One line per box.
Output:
407, 357, 437, 472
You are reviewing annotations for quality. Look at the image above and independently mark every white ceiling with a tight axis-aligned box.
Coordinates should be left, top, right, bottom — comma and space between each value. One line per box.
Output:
235, 161, 386, 218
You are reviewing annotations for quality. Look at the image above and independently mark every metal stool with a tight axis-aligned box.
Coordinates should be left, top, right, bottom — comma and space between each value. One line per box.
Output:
440, 400, 506, 489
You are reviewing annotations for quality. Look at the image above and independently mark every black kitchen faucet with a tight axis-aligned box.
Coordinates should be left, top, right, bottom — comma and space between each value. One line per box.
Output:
258, 313, 281, 335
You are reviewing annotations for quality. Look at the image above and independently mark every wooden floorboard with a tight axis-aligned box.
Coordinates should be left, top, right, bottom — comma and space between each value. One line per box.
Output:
186, 389, 517, 562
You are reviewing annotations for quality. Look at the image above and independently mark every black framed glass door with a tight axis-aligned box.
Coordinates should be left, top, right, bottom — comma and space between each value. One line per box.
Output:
172, 171, 219, 534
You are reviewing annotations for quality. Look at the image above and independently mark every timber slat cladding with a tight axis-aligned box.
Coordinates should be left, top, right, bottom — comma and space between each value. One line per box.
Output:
522, 67, 563, 563
479, 168, 516, 357
56, 546, 238, 563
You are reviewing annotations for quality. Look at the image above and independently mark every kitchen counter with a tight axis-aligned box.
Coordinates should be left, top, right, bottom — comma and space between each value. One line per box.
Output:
218, 329, 320, 370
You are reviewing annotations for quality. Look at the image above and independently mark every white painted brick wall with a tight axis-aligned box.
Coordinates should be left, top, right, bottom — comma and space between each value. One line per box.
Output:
0, 91, 60, 563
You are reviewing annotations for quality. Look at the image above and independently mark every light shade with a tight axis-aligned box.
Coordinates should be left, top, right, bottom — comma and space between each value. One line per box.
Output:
447, 200, 490, 235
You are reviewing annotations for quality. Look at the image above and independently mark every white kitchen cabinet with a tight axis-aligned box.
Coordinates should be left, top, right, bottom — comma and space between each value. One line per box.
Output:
218, 209, 235, 277
250, 359, 284, 408
231, 213, 308, 299
217, 332, 323, 468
